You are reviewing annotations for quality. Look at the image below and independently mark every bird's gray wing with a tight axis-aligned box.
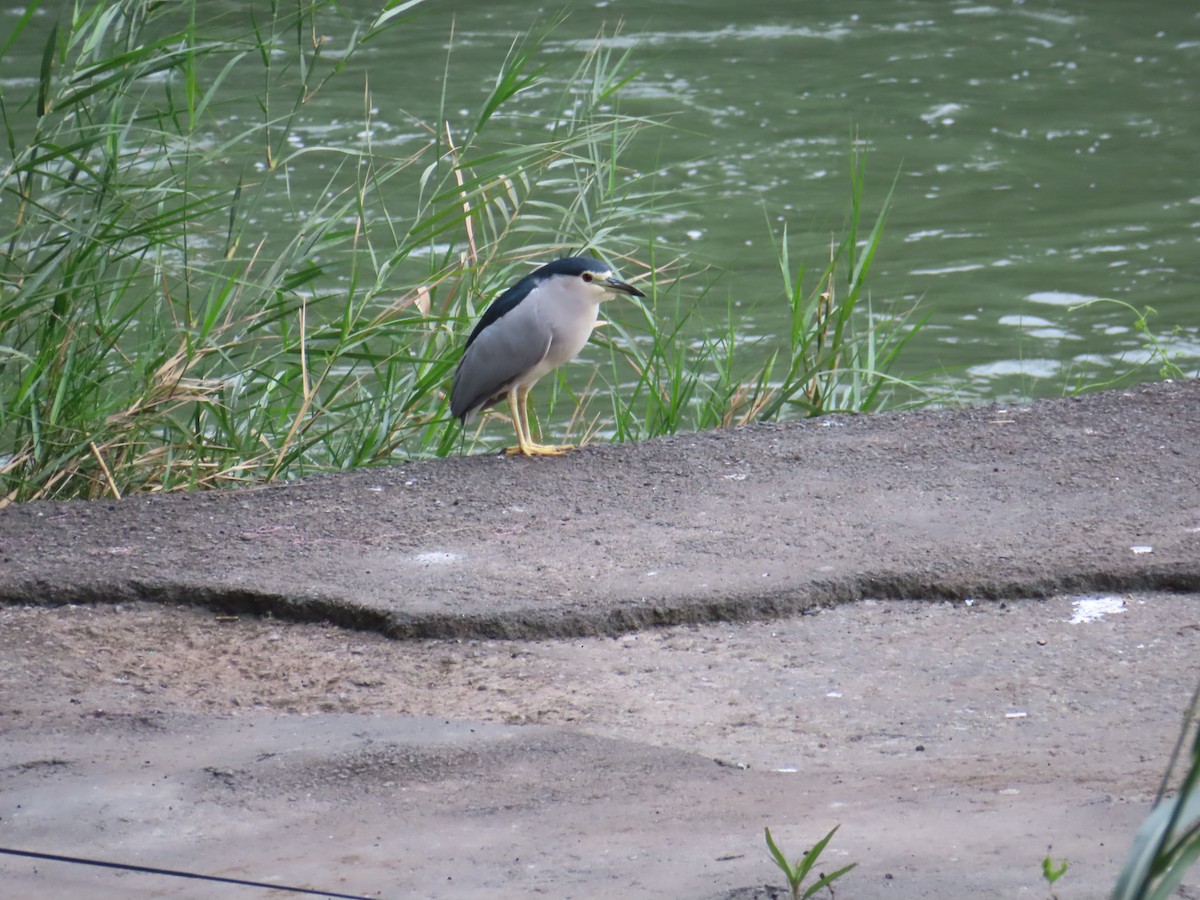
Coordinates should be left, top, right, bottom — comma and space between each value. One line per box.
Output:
450, 302, 552, 421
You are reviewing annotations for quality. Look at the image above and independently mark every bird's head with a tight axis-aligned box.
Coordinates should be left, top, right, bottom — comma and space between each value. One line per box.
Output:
538, 256, 646, 304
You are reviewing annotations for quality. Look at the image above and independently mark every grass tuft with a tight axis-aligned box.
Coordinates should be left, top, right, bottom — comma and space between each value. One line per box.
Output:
764, 824, 857, 900
1, 2, 924, 503
584, 152, 929, 444
1111, 679, 1200, 900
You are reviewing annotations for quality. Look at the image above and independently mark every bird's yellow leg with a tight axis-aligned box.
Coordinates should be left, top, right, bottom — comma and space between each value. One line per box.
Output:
502, 385, 533, 456
504, 386, 572, 457
522, 387, 578, 455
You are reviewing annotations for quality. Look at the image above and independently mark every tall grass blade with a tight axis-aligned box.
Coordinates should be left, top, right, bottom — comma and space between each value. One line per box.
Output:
1112, 680, 1200, 900
36, 20, 56, 117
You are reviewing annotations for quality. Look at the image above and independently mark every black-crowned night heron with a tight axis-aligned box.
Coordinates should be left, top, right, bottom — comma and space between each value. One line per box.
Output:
450, 255, 645, 457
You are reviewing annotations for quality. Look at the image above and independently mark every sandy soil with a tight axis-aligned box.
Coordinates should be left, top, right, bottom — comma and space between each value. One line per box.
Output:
2, 381, 1200, 898
3, 593, 1199, 898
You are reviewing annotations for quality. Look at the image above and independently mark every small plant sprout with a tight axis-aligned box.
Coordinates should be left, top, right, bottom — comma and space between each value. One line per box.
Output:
764, 824, 857, 900
1042, 853, 1068, 898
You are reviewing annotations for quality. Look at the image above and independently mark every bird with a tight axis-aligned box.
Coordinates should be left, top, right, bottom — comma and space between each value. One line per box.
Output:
450, 255, 645, 457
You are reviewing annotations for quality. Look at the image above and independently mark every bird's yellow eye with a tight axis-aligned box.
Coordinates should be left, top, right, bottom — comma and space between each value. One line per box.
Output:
581, 272, 594, 283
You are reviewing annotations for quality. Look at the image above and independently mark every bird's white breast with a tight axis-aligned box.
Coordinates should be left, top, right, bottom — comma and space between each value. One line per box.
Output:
519, 278, 602, 384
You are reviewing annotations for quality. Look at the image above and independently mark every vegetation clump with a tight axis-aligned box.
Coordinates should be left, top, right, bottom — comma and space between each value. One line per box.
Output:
0, 1, 919, 504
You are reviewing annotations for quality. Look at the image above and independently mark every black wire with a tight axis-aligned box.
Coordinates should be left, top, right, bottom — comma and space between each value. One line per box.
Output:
0, 847, 379, 899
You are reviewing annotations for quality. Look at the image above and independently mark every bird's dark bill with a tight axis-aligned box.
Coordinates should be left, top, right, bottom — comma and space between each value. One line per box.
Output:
605, 276, 645, 298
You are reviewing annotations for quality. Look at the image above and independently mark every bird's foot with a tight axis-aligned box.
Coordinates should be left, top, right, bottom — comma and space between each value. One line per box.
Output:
504, 442, 575, 457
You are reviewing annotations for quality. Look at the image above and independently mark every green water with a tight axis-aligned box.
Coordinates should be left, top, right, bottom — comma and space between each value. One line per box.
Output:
325, 0, 1200, 401
9, 1, 1200, 403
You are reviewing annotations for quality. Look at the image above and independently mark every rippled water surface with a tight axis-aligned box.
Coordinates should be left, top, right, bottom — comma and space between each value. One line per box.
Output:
443, 2, 1200, 399
11, 1, 1200, 401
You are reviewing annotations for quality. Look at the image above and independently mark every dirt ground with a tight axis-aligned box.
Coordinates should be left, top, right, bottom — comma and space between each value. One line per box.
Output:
2, 381, 1199, 898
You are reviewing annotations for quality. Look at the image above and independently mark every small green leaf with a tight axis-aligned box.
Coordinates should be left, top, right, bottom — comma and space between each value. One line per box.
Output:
764, 827, 796, 882
795, 825, 841, 882
1042, 855, 1068, 885
803, 863, 858, 899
